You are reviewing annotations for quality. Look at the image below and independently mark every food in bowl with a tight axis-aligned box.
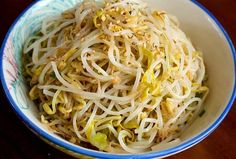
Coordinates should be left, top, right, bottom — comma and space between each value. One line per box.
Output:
22, 0, 209, 153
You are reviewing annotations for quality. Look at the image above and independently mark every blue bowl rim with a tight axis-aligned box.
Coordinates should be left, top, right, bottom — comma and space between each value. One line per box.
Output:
0, 0, 235, 158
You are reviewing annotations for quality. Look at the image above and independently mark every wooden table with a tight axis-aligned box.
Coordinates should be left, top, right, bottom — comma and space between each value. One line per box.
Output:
0, 0, 235, 159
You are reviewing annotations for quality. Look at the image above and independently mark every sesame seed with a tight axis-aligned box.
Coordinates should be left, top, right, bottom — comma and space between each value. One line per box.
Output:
101, 15, 106, 21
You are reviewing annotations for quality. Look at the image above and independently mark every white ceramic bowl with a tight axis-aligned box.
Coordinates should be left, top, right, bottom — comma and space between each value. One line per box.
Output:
1, 0, 235, 158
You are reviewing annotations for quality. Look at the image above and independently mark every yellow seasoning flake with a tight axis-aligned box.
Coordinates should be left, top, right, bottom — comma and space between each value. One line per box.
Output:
110, 24, 123, 32
101, 14, 106, 21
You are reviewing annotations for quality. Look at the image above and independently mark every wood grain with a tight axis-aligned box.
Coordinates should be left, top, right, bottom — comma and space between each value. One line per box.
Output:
0, 0, 235, 159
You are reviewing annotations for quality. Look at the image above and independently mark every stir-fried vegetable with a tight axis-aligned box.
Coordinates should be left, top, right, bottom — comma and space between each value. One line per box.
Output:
23, 0, 209, 153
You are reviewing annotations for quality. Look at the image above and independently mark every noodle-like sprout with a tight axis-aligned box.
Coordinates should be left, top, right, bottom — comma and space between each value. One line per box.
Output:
23, 0, 209, 153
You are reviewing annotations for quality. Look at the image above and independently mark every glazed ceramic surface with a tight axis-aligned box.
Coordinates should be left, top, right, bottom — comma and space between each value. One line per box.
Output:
1, 0, 235, 158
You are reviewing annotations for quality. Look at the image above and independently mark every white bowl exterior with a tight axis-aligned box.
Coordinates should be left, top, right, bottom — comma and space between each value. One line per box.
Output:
1, 0, 235, 158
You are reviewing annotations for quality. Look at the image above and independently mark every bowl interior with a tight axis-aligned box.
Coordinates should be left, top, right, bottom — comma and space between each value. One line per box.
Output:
1, 0, 235, 158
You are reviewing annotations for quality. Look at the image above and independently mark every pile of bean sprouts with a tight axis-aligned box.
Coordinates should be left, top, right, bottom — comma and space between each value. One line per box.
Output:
23, 0, 209, 153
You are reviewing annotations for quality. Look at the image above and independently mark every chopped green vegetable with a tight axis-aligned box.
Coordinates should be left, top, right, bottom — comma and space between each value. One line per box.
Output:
85, 122, 95, 140
123, 119, 139, 129
90, 132, 108, 151
139, 46, 154, 68
141, 69, 155, 86
85, 121, 108, 151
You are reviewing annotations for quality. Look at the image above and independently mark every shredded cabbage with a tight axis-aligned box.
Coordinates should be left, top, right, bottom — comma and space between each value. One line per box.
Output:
91, 132, 108, 150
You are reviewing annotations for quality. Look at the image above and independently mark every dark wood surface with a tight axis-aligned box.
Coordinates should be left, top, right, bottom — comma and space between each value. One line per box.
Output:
0, 0, 235, 159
